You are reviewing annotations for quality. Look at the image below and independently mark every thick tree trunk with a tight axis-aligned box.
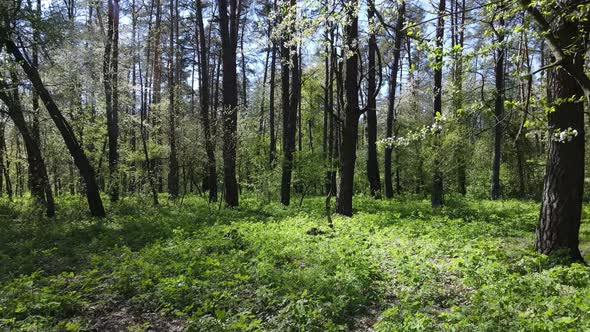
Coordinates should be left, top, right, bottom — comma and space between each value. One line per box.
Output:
384, 1, 405, 199
335, 0, 359, 216
536, 42, 586, 261
218, 0, 240, 207
196, 0, 218, 202
4, 40, 106, 217
490, 16, 505, 200
519, 0, 590, 261
366, 0, 381, 199
431, 0, 445, 208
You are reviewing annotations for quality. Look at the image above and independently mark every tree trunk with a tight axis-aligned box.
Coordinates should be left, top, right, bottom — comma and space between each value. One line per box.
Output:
0, 123, 12, 200
151, 0, 163, 195
366, 0, 381, 199
103, 0, 120, 202
431, 0, 445, 208
269, 40, 277, 166
3, 40, 106, 217
384, 1, 405, 199
218, 0, 240, 207
196, 0, 218, 202
452, 0, 467, 195
240, 16, 248, 108
535, 29, 586, 261
0, 79, 55, 216
335, 0, 359, 216
490, 16, 505, 200
167, 0, 179, 198
280, 0, 298, 206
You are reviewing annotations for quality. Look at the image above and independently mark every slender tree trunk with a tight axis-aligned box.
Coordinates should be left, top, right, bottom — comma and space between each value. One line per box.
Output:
129, 0, 138, 194
31, 0, 41, 147
4, 40, 106, 217
0, 79, 55, 216
490, 15, 505, 200
335, 0, 359, 216
167, 0, 179, 198
240, 16, 248, 108
0, 120, 5, 196
196, 0, 218, 202
384, 1, 405, 199
103, 0, 120, 202
139, 0, 159, 205
453, 0, 467, 195
258, 25, 271, 138
430, 0, 445, 208
366, 0, 381, 199
0, 123, 12, 200
297, 47, 302, 153
269, 41, 277, 166
152, 0, 163, 194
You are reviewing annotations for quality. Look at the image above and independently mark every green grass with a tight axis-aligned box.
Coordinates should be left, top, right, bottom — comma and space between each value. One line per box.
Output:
0, 195, 589, 331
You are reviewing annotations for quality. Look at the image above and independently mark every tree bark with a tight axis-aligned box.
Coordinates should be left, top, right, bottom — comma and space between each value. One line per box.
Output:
366, 0, 381, 199
103, 0, 120, 202
335, 0, 359, 216
280, 0, 298, 206
196, 0, 218, 202
3, 39, 106, 217
535, 21, 586, 261
384, 1, 405, 199
167, 0, 179, 198
268, 40, 277, 166
520, 0, 589, 261
431, 0, 445, 208
0, 78, 55, 216
218, 0, 240, 207
490, 16, 505, 200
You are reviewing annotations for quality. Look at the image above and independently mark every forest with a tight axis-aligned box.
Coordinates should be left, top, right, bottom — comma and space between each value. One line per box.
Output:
1, 0, 590, 330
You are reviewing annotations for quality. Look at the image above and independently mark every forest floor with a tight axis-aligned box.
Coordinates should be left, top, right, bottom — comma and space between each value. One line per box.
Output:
1, 195, 589, 331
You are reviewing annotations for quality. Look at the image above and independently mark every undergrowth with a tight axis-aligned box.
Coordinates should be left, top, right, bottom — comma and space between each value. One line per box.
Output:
0, 195, 589, 331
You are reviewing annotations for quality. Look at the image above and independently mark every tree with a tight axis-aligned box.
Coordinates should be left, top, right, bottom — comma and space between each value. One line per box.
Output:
335, 0, 360, 216
0, 37, 106, 217
268, 26, 277, 167
520, 0, 590, 261
280, 0, 299, 206
450, 0, 466, 195
0, 75, 55, 216
490, 11, 505, 200
366, 0, 381, 199
103, 0, 120, 202
384, 0, 405, 199
196, 0, 218, 202
167, 0, 179, 198
430, 0, 445, 208
218, 0, 241, 207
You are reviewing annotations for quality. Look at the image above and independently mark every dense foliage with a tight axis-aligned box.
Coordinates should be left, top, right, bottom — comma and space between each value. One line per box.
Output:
1, 195, 589, 330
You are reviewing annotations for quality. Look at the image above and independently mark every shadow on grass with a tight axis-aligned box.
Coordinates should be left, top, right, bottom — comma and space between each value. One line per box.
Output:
0, 194, 321, 280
